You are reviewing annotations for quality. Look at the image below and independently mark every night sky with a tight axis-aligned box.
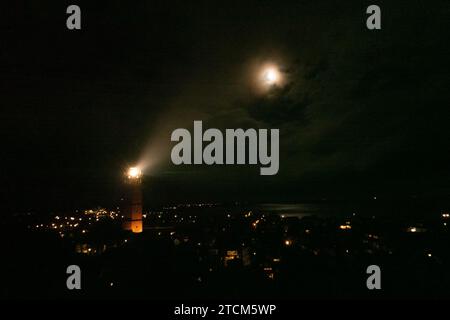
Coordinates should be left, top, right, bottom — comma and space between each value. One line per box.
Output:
2, 1, 450, 212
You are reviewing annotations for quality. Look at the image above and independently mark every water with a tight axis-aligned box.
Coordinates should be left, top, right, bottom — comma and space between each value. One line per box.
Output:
255, 203, 353, 218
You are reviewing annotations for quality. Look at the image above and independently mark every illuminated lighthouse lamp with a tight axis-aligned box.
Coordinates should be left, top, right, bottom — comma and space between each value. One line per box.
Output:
127, 167, 142, 179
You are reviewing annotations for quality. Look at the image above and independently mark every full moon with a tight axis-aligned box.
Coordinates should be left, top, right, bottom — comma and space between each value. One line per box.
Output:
263, 68, 278, 84
251, 62, 285, 94
260, 66, 281, 87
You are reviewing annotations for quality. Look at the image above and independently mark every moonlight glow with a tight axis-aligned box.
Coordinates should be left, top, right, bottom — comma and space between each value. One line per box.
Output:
254, 64, 284, 92
263, 68, 279, 85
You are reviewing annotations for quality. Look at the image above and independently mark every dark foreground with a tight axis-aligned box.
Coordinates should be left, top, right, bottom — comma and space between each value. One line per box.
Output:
2, 200, 450, 299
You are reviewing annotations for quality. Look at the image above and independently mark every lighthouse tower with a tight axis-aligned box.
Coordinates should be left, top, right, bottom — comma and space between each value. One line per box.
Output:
123, 167, 143, 233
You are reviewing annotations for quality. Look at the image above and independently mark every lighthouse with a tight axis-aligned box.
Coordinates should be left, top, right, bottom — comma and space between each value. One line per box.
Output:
123, 167, 143, 233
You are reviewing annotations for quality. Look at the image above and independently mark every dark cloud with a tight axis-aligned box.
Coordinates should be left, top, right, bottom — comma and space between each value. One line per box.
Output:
2, 0, 450, 210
